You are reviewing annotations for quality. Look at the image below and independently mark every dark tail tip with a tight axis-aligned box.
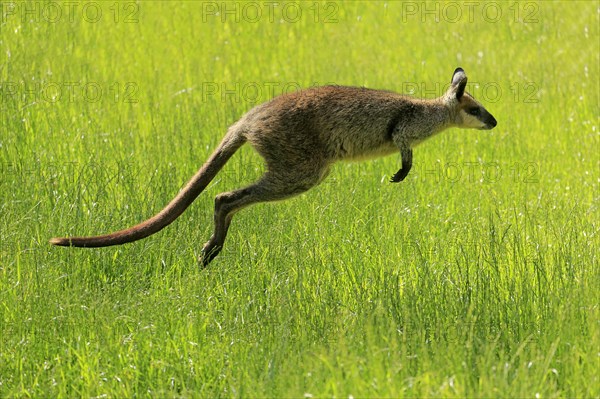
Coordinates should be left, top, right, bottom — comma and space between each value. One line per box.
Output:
49, 237, 70, 246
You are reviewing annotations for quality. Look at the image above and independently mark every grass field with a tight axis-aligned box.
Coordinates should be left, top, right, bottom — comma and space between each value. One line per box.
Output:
1, 1, 598, 397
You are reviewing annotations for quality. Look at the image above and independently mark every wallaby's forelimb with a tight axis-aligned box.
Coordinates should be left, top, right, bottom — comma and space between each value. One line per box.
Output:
391, 148, 413, 183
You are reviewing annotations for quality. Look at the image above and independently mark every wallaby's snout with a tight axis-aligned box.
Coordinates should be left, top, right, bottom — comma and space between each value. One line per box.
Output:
481, 110, 497, 130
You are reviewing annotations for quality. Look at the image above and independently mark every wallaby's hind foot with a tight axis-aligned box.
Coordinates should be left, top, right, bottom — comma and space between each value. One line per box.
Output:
200, 189, 249, 266
201, 243, 222, 267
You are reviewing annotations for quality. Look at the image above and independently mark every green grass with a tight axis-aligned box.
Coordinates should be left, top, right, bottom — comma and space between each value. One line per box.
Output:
1, 1, 598, 397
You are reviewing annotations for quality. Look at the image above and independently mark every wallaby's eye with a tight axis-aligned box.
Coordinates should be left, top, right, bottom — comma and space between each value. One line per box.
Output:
468, 108, 480, 116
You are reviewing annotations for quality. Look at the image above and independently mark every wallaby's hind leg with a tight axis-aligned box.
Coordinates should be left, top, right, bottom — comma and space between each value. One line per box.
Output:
201, 168, 328, 266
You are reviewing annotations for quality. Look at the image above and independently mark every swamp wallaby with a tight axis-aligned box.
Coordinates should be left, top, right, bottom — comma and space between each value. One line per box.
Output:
50, 68, 497, 266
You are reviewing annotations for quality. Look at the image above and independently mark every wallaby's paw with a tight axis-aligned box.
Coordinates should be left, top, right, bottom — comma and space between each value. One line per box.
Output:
390, 170, 407, 183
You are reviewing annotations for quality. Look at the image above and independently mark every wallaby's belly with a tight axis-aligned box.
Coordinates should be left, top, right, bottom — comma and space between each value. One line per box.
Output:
328, 129, 397, 161
352, 144, 398, 161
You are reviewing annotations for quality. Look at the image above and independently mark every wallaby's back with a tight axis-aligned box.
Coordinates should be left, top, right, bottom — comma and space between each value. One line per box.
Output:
241, 85, 431, 161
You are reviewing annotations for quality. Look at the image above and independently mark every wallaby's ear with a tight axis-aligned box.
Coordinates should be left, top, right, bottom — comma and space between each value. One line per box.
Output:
450, 67, 467, 99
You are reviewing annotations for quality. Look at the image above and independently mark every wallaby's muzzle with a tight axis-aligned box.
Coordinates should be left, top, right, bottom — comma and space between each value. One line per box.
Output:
482, 113, 497, 130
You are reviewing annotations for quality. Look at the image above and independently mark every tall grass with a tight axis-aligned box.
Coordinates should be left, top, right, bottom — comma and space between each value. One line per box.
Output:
1, 1, 598, 396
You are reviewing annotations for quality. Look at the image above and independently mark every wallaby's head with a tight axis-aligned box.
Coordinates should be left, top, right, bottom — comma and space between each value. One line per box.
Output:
443, 67, 497, 130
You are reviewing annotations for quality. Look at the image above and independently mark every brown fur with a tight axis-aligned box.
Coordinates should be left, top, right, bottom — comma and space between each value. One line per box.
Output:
50, 68, 497, 266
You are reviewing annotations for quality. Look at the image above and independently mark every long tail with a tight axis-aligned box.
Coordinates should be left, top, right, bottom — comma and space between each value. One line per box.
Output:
49, 131, 246, 247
